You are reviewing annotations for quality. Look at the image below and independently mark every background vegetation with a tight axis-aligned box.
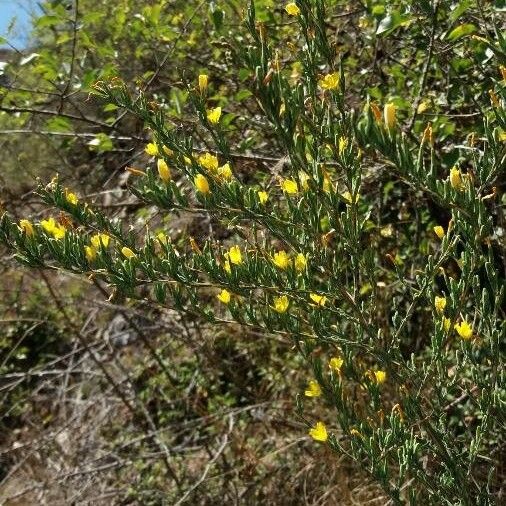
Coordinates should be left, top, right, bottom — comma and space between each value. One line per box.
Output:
0, 0, 504, 504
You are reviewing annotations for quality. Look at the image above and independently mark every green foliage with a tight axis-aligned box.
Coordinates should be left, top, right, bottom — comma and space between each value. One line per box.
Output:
0, 0, 505, 504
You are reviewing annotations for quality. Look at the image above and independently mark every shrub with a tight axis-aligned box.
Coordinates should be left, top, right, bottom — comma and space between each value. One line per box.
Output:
1, 1, 505, 504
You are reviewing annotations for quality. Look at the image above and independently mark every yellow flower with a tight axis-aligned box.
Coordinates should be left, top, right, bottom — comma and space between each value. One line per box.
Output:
157, 159, 171, 182
282, 179, 298, 194
217, 162, 233, 181
338, 136, 348, 155
19, 219, 34, 236
319, 72, 340, 90
85, 245, 97, 262
145, 142, 159, 157
258, 190, 269, 204
273, 295, 289, 313
41, 217, 66, 239
228, 245, 242, 265
65, 190, 78, 205
53, 225, 66, 240
433, 226, 445, 239
294, 253, 307, 272
310, 293, 327, 306
443, 317, 451, 332
449, 166, 464, 191
329, 357, 344, 372
157, 232, 167, 243
434, 296, 447, 314
370, 102, 382, 123
384, 102, 396, 129
194, 174, 210, 194
455, 320, 473, 340
500, 65, 506, 82
198, 152, 219, 172
285, 2, 300, 16
374, 370, 387, 384
304, 380, 322, 397
162, 145, 173, 156
91, 233, 110, 249
198, 73, 208, 94
207, 106, 222, 125
308, 421, 328, 442
273, 250, 290, 269
121, 246, 136, 259
223, 260, 231, 274
217, 289, 231, 304
342, 191, 359, 204
350, 428, 363, 438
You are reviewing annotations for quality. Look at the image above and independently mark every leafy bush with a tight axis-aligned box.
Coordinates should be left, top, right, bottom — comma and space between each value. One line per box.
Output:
1, 0, 505, 504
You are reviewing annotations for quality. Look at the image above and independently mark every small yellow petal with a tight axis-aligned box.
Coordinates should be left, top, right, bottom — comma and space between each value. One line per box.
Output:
309, 421, 328, 442
434, 296, 447, 314
449, 167, 465, 191
121, 247, 136, 259
145, 142, 159, 157
319, 72, 340, 90
157, 159, 171, 182
294, 253, 307, 272
342, 191, 359, 204
273, 295, 289, 313
85, 245, 97, 262
258, 190, 269, 204
304, 380, 322, 397
228, 245, 242, 265
384, 102, 396, 129
217, 162, 233, 180
455, 320, 473, 340
198, 74, 208, 94
198, 153, 219, 172
217, 289, 231, 304
282, 179, 298, 194
374, 370, 387, 384
433, 226, 445, 239
310, 293, 327, 306
272, 250, 290, 270
194, 174, 210, 194
207, 106, 222, 125
285, 2, 300, 16
329, 357, 344, 372
19, 219, 34, 237
65, 190, 78, 205
91, 233, 110, 249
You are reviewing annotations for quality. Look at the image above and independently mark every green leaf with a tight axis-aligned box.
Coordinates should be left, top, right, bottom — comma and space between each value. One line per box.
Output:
446, 23, 477, 41
45, 116, 72, 132
450, 1, 472, 22
35, 15, 60, 29
235, 89, 253, 101
376, 11, 411, 36
88, 133, 114, 152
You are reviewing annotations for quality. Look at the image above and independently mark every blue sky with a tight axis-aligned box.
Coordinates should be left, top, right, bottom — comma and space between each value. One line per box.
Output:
0, 0, 37, 48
